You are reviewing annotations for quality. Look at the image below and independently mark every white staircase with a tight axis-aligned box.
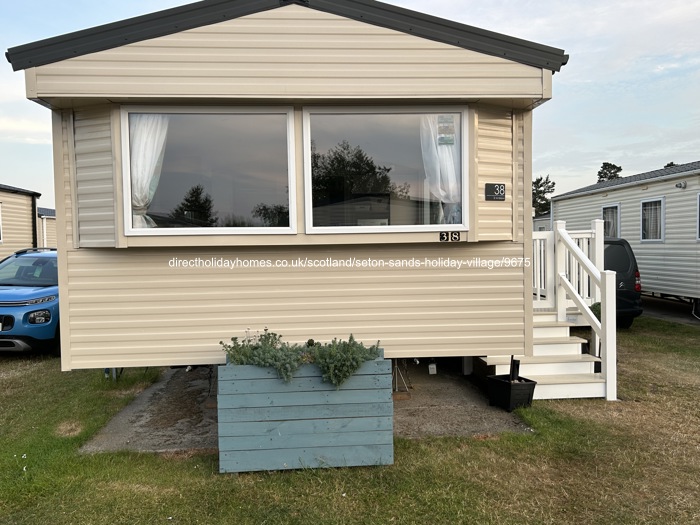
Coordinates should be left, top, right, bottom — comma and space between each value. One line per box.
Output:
477, 312, 606, 399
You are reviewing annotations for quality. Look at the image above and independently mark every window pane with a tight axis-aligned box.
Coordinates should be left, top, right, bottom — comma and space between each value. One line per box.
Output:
641, 200, 661, 240
309, 112, 463, 228
602, 206, 618, 237
129, 112, 290, 229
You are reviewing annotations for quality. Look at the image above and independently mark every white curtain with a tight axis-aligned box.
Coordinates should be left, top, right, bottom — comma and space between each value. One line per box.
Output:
642, 201, 661, 239
603, 207, 618, 237
420, 114, 461, 224
129, 114, 169, 228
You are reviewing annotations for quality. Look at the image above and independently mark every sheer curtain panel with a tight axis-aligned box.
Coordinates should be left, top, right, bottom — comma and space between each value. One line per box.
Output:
129, 114, 169, 228
420, 114, 461, 224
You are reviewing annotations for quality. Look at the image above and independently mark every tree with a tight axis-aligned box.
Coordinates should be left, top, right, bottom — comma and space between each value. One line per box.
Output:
311, 140, 395, 205
664, 162, 676, 168
170, 184, 218, 227
532, 175, 555, 216
597, 162, 622, 183
252, 203, 289, 227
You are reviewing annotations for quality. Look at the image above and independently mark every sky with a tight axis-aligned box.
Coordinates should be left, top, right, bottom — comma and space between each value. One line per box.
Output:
2, 0, 699, 209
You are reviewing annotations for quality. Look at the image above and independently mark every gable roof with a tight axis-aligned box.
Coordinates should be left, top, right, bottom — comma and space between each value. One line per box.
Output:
6, 0, 568, 73
552, 161, 700, 201
0, 183, 41, 198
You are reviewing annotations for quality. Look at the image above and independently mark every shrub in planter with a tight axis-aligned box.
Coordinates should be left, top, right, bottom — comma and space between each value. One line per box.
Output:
220, 329, 380, 388
217, 329, 393, 473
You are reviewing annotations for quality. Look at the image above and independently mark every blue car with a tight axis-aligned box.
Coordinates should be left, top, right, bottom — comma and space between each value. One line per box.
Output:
0, 248, 60, 354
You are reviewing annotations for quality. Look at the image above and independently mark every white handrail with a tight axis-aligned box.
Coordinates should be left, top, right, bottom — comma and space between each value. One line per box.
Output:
533, 219, 617, 400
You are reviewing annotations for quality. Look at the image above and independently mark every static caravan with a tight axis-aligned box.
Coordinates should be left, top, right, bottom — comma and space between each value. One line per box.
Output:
533, 213, 552, 232
7, 0, 571, 375
0, 184, 41, 259
37, 207, 57, 248
552, 161, 700, 316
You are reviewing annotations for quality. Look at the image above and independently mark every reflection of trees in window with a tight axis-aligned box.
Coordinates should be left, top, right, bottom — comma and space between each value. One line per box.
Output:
170, 184, 218, 227
252, 204, 289, 227
311, 140, 410, 206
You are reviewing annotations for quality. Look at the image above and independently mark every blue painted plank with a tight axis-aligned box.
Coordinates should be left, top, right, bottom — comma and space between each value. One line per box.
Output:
217, 388, 392, 409
218, 416, 393, 438
218, 402, 394, 423
218, 360, 390, 382
219, 429, 393, 451
218, 373, 392, 395
219, 444, 394, 473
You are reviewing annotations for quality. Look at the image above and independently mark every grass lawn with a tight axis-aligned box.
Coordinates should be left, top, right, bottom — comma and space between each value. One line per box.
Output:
1, 316, 698, 524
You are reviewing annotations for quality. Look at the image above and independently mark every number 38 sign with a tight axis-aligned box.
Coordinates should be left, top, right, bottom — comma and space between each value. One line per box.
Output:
485, 183, 506, 201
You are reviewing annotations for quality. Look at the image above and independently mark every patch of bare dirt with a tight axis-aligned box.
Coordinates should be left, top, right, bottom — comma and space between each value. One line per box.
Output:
81, 358, 530, 454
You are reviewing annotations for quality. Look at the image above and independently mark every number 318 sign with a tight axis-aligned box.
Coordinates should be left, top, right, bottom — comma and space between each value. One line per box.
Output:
485, 183, 506, 201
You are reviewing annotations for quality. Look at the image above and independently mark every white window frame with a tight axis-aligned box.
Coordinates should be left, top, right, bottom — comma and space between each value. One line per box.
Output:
601, 203, 621, 238
302, 106, 469, 235
121, 106, 297, 236
640, 197, 665, 243
696, 193, 700, 241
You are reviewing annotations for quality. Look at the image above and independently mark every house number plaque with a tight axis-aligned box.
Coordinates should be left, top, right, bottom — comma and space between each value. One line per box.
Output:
485, 183, 506, 201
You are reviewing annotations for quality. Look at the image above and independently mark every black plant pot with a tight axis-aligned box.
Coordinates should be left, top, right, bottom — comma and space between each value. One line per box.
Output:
486, 374, 537, 412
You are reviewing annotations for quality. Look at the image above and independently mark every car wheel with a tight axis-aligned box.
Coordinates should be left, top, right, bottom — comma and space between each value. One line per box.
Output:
617, 316, 634, 329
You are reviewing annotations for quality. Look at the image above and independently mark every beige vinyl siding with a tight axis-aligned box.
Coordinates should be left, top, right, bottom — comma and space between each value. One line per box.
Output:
63, 241, 526, 370
54, 110, 76, 248
31, 6, 546, 102
37, 217, 57, 248
553, 174, 700, 299
0, 191, 35, 259
476, 107, 514, 241
73, 106, 117, 247
514, 112, 527, 243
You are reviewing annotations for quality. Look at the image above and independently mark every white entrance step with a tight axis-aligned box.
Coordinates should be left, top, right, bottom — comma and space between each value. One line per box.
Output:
528, 373, 606, 400
533, 320, 575, 338
483, 354, 599, 376
533, 336, 588, 356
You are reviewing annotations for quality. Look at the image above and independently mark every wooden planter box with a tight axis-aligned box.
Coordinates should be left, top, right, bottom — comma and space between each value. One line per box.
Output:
218, 356, 393, 473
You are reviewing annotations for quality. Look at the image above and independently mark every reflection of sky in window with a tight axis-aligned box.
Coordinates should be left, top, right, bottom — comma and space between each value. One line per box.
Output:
149, 113, 289, 224
310, 113, 460, 198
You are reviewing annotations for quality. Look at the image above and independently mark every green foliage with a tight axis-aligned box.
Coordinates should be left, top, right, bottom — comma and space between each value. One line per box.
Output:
312, 334, 380, 388
590, 302, 601, 320
597, 162, 622, 183
220, 328, 307, 382
532, 174, 555, 216
220, 329, 380, 387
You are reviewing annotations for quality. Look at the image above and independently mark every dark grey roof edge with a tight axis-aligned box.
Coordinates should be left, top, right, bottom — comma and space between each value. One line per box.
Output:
0, 183, 41, 198
6, 0, 278, 71
37, 207, 56, 217
6, 0, 568, 73
552, 161, 700, 201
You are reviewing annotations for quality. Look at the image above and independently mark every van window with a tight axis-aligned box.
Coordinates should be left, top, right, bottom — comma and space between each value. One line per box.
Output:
604, 244, 632, 273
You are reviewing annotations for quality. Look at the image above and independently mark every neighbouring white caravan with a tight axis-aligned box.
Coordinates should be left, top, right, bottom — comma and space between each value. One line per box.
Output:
552, 161, 700, 317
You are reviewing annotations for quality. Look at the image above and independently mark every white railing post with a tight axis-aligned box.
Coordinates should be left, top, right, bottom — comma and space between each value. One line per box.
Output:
591, 219, 604, 302
600, 270, 617, 400
553, 220, 567, 322
590, 219, 604, 355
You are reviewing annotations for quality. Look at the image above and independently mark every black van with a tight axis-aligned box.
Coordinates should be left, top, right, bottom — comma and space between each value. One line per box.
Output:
604, 238, 643, 328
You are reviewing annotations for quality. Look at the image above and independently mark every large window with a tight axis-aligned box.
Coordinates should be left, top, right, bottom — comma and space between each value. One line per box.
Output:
303, 107, 468, 233
122, 107, 295, 235
641, 197, 664, 242
602, 204, 620, 237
